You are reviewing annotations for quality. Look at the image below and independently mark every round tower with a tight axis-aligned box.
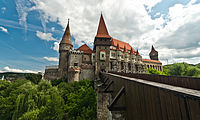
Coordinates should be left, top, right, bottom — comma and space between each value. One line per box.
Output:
149, 45, 158, 60
58, 19, 73, 79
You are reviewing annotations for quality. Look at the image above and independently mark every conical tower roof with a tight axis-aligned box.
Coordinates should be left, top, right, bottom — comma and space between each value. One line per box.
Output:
95, 14, 111, 38
116, 43, 120, 51
151, 45, 156, 51
150, 45, 158, 53
60, 19, 73, 46
136, 49, 140, 56
124, 45, 127, 52
130, 48, 134, 54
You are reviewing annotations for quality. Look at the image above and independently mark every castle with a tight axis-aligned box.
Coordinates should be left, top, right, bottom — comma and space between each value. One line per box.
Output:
44, 14, 162, 81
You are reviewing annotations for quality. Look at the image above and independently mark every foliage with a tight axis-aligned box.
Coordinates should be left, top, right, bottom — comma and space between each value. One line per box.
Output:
51, 78, 63, 86
164, 63, 200, 77
147, 67, 166, 75
0, 79, 97, 120
58, 79, 97, 120
25, 73, 42, 84
0, 79, 64, 120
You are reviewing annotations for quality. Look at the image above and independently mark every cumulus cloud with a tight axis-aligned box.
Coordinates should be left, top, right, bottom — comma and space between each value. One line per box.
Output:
36, 31, 57, 41
1, 7, 6, 13
1, 66, 38, 73
21, 0, 200, 64
43, 57, 59, 62
0, 26, 8, 33
52, 42, 59, 51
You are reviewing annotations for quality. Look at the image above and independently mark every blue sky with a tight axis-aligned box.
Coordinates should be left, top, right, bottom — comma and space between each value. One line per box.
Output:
0, 0, 200, 73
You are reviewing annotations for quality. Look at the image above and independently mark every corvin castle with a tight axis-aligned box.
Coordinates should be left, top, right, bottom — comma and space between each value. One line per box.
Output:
44, 14, 162, 81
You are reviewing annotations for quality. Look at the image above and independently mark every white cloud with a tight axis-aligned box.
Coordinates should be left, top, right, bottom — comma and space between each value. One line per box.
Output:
51, 27, 55, 31
22, 0, 200, 64
0, 26, 8, 33
1, 66, 38, 73
52, 42, 59, 51
1, 7, 6, 13
36, 31, 57, 41
43, 57, 59, 62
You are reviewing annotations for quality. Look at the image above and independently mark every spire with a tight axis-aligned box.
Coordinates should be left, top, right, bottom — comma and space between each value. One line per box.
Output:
116, 43, 120, 51
95, 13, 111, 38
136, 49, 140, 56
60, 19, 73, 46
152, 45, 155, 51
124, 45, 127, 52
130, 48, 134, 54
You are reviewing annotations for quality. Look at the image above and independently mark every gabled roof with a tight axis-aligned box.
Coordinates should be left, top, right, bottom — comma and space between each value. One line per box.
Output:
142, 59, 162, 64
76, 44, 92, 54
60, 19, 73, 46
95, 14, 111, 38
112, 38, 135, 53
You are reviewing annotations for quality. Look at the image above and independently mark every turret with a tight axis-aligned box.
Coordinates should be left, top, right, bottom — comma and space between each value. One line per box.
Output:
94, 13, 112, 50
58, 19, 73, 79
149, 45, 158, 60
59, 19, 73, 52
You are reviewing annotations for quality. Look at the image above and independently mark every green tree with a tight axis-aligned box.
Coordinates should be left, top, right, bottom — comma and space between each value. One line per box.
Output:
147, 68, 166, 75
25, 73, 42, 84
58, 80, 97, 120
164, 63, 200, 77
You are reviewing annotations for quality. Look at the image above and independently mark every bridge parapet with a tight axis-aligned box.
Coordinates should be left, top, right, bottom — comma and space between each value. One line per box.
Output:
98, 72, 200, 120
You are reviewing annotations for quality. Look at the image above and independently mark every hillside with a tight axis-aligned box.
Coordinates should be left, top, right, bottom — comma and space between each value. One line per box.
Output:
0, 72, 42, 82
163, 62, 200, 77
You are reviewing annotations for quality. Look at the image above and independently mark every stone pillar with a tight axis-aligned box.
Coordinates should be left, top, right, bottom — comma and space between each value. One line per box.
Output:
97, 92, 110, 120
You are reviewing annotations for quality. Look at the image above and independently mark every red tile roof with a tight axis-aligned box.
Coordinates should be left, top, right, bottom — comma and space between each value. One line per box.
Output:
142, 59, 162, 64
95, 14, 111, 38
112, 38, 135, 53
100, 49, 105, 52
76, 44, 92, 54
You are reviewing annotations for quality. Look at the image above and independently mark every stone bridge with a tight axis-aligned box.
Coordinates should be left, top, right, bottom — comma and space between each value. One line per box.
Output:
97, 72, 200, 120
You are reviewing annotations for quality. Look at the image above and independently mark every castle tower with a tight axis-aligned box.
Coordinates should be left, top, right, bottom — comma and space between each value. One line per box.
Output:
58, 19, 73, 79
94, 13, 112, 75
149, 45, 158, 60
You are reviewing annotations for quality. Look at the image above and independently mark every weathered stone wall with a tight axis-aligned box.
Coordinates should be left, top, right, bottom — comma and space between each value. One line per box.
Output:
44, 69, 58, 80
69, 53, 82, 67
80, 68, 94, 80
97, 92, 110, 120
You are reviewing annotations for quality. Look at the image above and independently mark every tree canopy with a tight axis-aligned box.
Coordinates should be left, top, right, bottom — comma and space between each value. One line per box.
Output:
0, 78, 97, 120
147, 63, 200, 77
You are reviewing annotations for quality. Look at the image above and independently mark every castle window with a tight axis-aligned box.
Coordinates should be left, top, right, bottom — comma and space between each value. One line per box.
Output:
102, 54, 104, 58
121, 62, 124, 70
74, 63, 78, 67
111, 52, 115, 57
128, 63, 131, 71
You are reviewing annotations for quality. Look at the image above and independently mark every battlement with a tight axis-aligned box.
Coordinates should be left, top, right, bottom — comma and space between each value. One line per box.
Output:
45, 65, 58, 69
